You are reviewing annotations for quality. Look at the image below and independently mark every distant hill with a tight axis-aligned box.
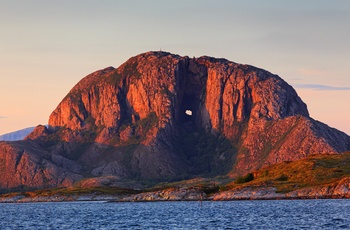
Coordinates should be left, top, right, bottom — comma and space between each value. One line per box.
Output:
0, 127, 35, 141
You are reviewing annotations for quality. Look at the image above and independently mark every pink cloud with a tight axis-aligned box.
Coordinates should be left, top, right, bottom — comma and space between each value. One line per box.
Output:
294, 84, 350, 91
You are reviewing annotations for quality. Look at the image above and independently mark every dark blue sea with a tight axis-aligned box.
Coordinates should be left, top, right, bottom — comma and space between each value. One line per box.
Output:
1, 200, 349, 229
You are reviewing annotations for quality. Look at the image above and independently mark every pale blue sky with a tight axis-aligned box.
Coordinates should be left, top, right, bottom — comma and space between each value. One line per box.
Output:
1, 0, 349, 135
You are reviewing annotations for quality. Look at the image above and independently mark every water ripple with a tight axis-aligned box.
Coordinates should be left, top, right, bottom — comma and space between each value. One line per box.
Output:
1, 200, 350, 229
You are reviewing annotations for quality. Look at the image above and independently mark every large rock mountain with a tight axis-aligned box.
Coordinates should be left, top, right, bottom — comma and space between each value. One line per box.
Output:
1, 51, 349, 191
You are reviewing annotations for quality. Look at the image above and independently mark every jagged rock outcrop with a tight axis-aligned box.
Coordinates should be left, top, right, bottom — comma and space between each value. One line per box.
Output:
0, 51, 349, 190
0, 141, 82, 190
25, 125, 50, 140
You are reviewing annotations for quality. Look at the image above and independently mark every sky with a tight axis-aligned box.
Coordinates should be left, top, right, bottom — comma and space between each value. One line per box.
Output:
0, 0, 349, 135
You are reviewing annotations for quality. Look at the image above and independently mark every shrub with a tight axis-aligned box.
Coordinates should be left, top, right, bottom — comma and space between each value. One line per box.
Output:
235, 173, 254, 184
276, 174, 288, 181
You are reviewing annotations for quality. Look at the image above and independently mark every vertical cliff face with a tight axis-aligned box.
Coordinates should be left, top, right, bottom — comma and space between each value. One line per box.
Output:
48, 52, 310, 143
44, 51, 348, 177
48, 53, 182, 144
184, 57, 309, 137
1, 51, 349, 190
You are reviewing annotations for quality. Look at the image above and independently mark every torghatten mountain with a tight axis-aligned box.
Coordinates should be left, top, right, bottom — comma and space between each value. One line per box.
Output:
1, 51, 349, 191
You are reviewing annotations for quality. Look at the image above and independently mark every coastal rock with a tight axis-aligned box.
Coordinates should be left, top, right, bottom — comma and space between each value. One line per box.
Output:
286, 177, 350, 198
0, 193, 124, 203
121, 187, 206, 202
213, 187, 284, 200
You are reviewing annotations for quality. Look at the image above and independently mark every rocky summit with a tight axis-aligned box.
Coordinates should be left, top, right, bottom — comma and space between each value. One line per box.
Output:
1, 51, 349, 191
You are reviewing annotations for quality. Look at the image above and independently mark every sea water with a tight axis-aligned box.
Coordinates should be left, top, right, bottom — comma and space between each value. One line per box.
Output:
0, 200, 349, 229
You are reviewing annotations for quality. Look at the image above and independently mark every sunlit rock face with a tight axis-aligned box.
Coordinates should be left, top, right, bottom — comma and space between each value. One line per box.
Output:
1, 51, 349, 190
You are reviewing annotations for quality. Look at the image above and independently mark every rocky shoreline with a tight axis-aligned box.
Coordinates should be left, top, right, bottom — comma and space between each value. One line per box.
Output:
2, 181, 350, 203
0, 194, 123, 203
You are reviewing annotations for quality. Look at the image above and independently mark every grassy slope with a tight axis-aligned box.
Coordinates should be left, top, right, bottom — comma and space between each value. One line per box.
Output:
223, 152, 350, 193
0, 187, 138, 199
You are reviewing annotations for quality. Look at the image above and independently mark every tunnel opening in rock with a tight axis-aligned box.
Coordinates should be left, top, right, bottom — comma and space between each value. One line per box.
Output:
185, 110, 193, 116
180, 94, 197, 124
184, 110, 193, 122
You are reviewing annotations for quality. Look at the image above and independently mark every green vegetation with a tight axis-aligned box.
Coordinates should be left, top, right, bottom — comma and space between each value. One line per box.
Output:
235, 173, 254, 184
0, 186, 139, 198
53, 187, 138, 196
0, 185, 34, 195
221, 152, 350, 193
145, 177, 227, 195
255, 153, 350, 192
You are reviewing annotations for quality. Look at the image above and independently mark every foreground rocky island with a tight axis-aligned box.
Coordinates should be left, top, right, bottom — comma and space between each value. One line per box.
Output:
0, 51, 349, 201
2, 150, 350, 203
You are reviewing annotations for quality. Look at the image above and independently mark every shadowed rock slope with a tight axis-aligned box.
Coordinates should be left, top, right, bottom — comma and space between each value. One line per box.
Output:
1, 51, 349, 191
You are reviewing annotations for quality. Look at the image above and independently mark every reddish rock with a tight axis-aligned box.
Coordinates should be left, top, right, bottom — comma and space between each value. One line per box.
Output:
0, 141, 82, 189
286, 177, 350, 198
0, 51, 349, 190
24, 125, 50, 140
